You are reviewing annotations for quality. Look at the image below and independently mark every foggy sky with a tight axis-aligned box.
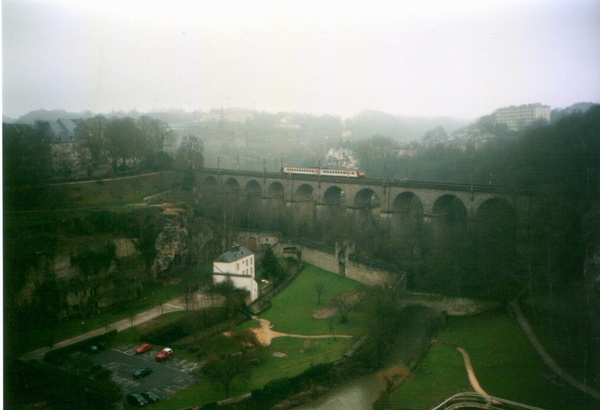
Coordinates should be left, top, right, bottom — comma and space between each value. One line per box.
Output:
3, 0, 600, 120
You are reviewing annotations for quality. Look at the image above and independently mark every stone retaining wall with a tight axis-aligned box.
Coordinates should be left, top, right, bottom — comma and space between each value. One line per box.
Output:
400, 292, 500, 316
272, 240, 406, 290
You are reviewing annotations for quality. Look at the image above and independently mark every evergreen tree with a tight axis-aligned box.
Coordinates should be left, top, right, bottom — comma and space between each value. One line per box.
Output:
261, 247, 286, 285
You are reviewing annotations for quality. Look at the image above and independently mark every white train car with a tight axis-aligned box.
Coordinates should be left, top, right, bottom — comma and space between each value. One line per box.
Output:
282, 166, 365, 178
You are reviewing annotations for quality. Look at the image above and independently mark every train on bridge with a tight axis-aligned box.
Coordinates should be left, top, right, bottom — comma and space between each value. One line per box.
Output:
282, 166, 366, 178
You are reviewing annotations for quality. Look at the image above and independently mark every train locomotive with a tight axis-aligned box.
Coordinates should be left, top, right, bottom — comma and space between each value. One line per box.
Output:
282, 166, 365, 178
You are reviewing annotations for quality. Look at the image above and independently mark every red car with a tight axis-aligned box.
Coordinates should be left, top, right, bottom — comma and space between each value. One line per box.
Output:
135, 343, 152, 354
155, 347, 173, 361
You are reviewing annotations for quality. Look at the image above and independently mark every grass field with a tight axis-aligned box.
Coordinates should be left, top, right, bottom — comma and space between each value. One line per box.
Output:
4, 172, 180, 240
152, 264, 367, 409
257, 263, 368, 335
389, 309, 596, 410
5, 171, 180, 215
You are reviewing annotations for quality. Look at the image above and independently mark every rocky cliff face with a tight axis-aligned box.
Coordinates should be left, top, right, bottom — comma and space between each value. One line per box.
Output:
7, 205, 220, 318
150, 204, 218, 278
151, 206, 190, 277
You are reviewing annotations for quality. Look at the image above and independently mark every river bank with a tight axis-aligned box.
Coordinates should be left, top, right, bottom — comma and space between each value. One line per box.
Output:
294, 306, 445, 410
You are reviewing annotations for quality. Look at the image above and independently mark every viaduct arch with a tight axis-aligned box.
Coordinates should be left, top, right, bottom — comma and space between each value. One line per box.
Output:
198, 168, 541, 245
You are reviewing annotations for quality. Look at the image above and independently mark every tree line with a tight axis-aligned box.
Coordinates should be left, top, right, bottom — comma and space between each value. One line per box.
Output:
3, 115, 205, 186
345, 105, 600, 193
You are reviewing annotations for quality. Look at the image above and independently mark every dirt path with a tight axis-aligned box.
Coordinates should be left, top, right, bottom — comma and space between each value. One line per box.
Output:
455, 346, 489, 396
249, 318, 353, 346
510, 301, 600, 402
436, 340, 490, 398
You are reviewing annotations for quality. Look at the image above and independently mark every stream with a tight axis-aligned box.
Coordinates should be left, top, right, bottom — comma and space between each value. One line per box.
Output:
298, 306, 445, 409
297, 373, 383, 410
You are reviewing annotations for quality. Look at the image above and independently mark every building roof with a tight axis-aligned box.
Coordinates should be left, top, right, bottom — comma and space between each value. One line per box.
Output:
58, 118, 78, 137
215, 246, 253, 263
48, 118, 78, 142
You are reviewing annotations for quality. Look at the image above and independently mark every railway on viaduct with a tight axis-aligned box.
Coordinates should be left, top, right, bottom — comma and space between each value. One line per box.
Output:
197, 167, 563, 246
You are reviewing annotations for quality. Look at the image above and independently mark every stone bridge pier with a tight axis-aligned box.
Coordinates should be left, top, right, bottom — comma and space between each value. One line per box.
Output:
199, 169, 547, 251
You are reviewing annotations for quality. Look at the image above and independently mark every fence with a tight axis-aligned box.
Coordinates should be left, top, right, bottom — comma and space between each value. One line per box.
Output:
250, 268, 302, 311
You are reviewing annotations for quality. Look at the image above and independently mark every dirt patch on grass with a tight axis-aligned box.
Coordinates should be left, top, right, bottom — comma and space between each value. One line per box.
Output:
313, 290, 365, 319
312, 306, 337, 319
249, 318, 352, 346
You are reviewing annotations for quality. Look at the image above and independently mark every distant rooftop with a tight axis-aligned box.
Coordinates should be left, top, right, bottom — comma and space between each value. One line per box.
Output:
215, 245, 253, 263
48, 118, 78, 142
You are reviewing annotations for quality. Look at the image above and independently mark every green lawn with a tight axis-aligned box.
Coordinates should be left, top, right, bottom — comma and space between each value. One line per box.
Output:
258, 263, 367, 335
6, 172, 181, 216
390, 310, 596, 410
153, 264, 367, 409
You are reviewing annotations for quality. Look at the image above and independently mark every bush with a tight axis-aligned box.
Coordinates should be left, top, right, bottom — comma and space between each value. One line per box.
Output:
261, 247, 286, 285
6, 359, 121, 410
141, 314, 193, 345
245, 363, 336, 408
141, 308, 230, 345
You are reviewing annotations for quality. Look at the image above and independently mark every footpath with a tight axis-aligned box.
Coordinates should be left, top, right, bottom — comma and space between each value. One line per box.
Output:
20, 291, 220, 362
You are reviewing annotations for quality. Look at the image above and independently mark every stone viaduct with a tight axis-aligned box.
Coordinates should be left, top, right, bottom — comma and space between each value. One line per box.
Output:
197, 168, 550, 246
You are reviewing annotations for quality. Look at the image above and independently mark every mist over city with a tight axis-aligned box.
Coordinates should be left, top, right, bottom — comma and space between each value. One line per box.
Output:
3, 1, 600, 410
3, 0, 599, 120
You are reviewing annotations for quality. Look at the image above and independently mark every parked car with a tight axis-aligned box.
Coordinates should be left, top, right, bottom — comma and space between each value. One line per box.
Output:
155, 347, 173, 361
135, 343, 152, 354
126, 393, 148, 407
132, 368, 153, 380
88, 341, 108, 353
140, 391, 160, 403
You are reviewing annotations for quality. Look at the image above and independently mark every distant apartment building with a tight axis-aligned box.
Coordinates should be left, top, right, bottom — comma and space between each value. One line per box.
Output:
275, 117, 301, 129
48, 118, 87, 179
201, 111, 253, 124
48, 118, 78, 142
493, 103, 551, 130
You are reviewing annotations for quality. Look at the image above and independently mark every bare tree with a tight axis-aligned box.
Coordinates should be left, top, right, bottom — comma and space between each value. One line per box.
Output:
175, 134, 204, 171
232, 329, 262, 359
201, 354, 248, 397
76, 115, 108, 173
105, 117, 142, 172
138, 116, 175, 152
331, 291, 355, 324
327, 318, 337, 341
315, 281, 325, 305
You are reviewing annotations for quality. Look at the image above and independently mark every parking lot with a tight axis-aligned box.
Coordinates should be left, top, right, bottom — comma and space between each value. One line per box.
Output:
91, 344, 200, 400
